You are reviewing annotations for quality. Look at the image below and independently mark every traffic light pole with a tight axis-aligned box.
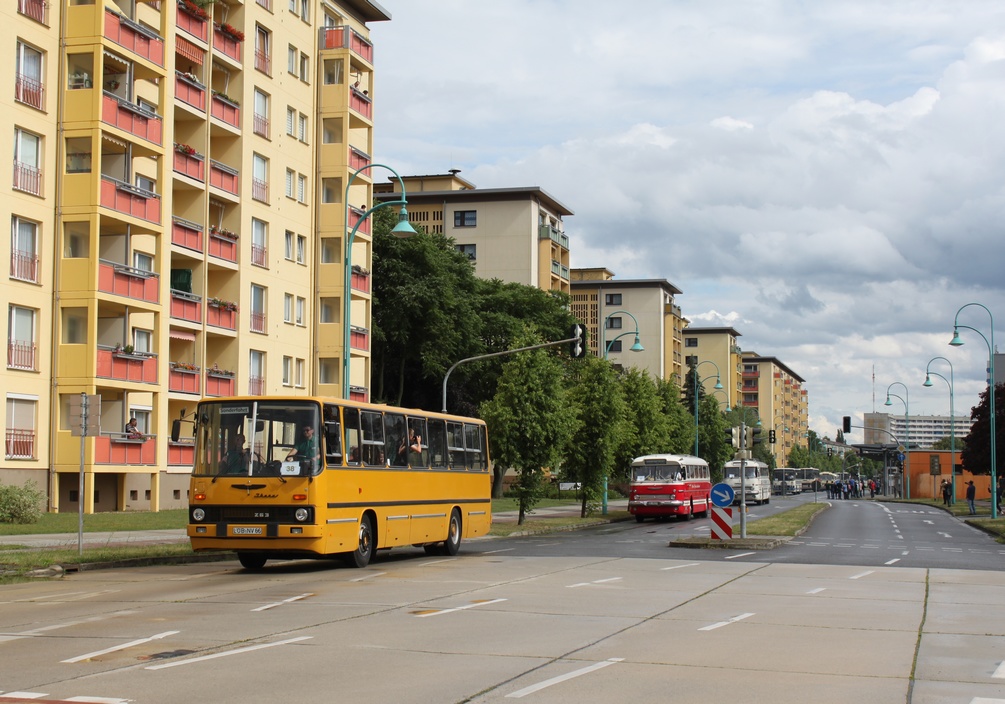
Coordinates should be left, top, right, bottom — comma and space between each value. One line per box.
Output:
739, 421, 748, 538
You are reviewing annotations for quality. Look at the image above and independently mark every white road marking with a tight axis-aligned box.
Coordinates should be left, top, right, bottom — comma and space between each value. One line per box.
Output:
0, 612, 138, 643
923, 520, 934, 524
0, 694, 48, 700
969, 698, 1005, 703
505, 658, 623, 699
145, 636, 312, 670
724, 552, 755, 560
806, 587, 826, 594
169, 571, 233, 581
62, 630, 179, 663
15, 590, 118, 602
885, 558, 901, 565
420, 559, 452, 566
63, 697, 132, 703
938, 531, 953, 538
593, 577, 622, 584
699, 613, 755, 631
482, 548, 515, 554
415, 598, 507, 617
251, 593, 312, 611
808, 542, 829, 546
992, 660, 1005, 678
349, 572, 385, 582
850, 570, 875, 580
660, 563, 700, 571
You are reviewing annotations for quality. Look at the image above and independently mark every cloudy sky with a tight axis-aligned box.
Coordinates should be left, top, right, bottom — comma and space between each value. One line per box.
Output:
369, 1, 1005, 443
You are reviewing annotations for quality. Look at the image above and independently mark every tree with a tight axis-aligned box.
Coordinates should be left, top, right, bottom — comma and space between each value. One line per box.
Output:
614, 369, 672, 482
480, 333, 574, 522
655, 376, 695, 455
931, 436, 956, 451
960, 383, 1005, 476
836, 429, 845, 444
563, 356, 627, 517
696, 395, 731, 481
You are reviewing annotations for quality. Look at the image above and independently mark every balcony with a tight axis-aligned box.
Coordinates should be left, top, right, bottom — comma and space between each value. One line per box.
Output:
350, 268, 370, 294
7, 341, 36, 371
347, 206, 370, 235
17, 0, 47, 25
173, 148, 205, 181
95, 433, 156, 465
175, 72, 206, 111
350, 326, 369, 352
252, 178, 268, 203
171, 217, 204, 252
98, 260, 160, 303
209, 160, 238, 195
96, 347, 158, 384
10, 249, 39, 283
168, 439, 195, 466
348, 385, 367, 403
550, 260, 570, 279
349, 87, 372, 120
13, 162, 42, 196
318, 26, 373, 63
210, 93, 240, 129
175, 1, 208, 42
170, 289, 202, 323
349, 146, 370, 171
104, 9, 164, 67
5, 428, 35, 459
100, 177, 161, 223
205, 370, 235, 397
15, 74, 44, 110
253, 112, 269, 138
206, 301, 237, 330
254, 49, 270, 76
102, 93, 163, 145
212, 24, 242, 63
208, 231, 238, 263
250, 311, 266, 334
169, 364, 201, 393
538, 223, 570, 249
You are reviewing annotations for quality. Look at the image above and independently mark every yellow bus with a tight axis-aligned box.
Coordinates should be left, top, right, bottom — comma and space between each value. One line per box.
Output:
177, 396, 492, 569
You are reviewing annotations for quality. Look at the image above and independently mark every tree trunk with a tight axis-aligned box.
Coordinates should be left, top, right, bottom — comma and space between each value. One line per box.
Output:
580, 494, 587, 518
492, 465, 506, 498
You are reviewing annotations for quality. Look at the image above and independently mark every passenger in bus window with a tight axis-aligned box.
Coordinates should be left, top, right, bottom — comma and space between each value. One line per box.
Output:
348, 446, 360, 463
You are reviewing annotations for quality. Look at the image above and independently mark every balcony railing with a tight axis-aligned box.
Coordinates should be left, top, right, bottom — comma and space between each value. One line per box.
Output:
13, 161, 42, 196
15, 74, 44, 110
98, 259, 160, 303
175, 72, 206, 111
17, 0, 47, 25
538, 223, 570, 249
207, 232, 238, 263
206, 302, 237, 330
168, 439, 195, 466
170, 289, 202, 323
175, 2, 208, 42
210, 93, 240, 129
254, 49, 270, 75
248, 375, 264, 396
253, 112, 269, 138
171, 216, 204, 252
250, 311, 266, 333
7, 340, 36, 371
10, 249, 39, 283
104, 9, 164, 67
102, 92, 163, 145
347, 206, 371, 235
349, 87, 372, 120
209, 160, 239, 195
173, 149, 205, 181
212, 24, 242, 63
251, 243, 267, 267
96, 347, 158, 384
169, 365, 201, 393
350, 269, 370, 293
252, 178, 268, 203
95, 433, 157, 465
318, 26, 373, 63
205, 370, 235, 397
350, 326, 369, 351
100, 177, 161, 223
348, 385, 367, 402
349, 146, 370, 171
5, 428, 35, 459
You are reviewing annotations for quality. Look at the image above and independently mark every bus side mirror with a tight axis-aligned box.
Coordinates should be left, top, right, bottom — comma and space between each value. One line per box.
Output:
171, 419, 181, 442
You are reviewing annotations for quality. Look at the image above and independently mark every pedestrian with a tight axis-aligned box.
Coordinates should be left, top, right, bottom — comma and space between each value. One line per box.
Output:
940, 479, 952, 507
965, 480, 977, 515
869, 479, 876, 498
997, 475, 1004, 510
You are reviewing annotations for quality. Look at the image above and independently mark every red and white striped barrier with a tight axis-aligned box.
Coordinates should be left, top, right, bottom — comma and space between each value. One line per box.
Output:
710, 507, 733, 540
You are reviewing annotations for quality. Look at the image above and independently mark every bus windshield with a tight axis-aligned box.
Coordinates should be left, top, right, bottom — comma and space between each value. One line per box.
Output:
633, 463, 684, 482
192, 400, 322, 478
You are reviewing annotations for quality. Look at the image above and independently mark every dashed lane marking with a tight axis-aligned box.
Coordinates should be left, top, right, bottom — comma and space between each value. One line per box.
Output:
251, 593, 313, 612
660, 563, 699, 571
699, 613, 755, 631
505, 658, 624, 699
850, 570, 875, 580
724, 552, 755, 560
62, 630, 179, 663
413, 598, 507, 618
144, 636, 313, 670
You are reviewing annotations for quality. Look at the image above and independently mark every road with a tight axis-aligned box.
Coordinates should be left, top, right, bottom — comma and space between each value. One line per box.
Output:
0, 498, 1003, 704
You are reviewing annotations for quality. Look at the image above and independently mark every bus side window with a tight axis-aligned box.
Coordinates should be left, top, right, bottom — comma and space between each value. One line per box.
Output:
385, 413, 407, 467
323, 404, 342, 467
447, 421, 466, 469
427, 418, 447, 468
360, 410, 384, 466
464, 423, 485, 471
407, 417, 428, 467
343, 407, 361, 465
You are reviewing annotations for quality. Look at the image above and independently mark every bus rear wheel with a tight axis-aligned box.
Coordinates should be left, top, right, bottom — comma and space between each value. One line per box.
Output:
238, 552, 267, 570
346, 515, 375, 568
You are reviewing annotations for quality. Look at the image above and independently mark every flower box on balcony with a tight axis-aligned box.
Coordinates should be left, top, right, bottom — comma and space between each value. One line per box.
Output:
205, 370, 235, 397
206, 302, 237, 329
169, 365, 201, 393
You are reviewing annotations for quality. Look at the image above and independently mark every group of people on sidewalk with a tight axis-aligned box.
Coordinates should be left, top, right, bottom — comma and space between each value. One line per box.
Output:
825, 478, 877, 500
942, 477, 1004, 515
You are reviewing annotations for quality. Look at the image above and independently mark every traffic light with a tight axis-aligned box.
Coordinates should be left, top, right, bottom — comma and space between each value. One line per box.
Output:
768, 429, 777, 444
843, 416, 852, 433
726, 426, 741, 448
570, 324, 587, 358
746, 426, 763, 447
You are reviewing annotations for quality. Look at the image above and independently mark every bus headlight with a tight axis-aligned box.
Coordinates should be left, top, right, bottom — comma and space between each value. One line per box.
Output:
192, 508, 206, 522
294, 508, 309, 522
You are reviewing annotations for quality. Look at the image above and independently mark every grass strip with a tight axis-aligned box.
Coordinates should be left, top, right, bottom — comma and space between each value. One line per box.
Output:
744, 501, 828, 536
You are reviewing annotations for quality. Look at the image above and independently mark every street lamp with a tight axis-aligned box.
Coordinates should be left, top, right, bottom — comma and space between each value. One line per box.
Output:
342, 164, 417, 399
924, 356, 956, 503
950, 303, 997, 518
601, 310, 644, 360
692, 360, 724, 456
884, 382, 910, 498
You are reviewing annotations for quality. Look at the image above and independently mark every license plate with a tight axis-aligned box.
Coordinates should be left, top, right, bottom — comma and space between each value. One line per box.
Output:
233, 527, 263, 535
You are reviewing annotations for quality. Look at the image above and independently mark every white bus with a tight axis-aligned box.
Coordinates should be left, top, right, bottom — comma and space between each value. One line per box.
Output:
723, 459, 771, 505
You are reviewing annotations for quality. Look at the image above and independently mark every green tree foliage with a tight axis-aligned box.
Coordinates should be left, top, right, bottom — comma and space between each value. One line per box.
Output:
480, 333, 574, 523
614, 368, 672, 482
563, 356, 627, 517
931, 436, 958, 451
655, 376, 695, 455
961, 383, 1005, 476
697, 395, 731, 481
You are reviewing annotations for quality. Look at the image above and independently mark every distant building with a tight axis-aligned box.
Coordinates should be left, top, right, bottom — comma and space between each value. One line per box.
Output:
863, 412, 973, 449
681, 326, 743, 411
739, 352, 809, 465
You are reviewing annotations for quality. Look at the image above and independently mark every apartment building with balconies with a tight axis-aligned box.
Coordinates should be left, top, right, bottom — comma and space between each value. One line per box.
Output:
681, 326, 743, 410
740, 351, 809, 465
1, 0, 390, 512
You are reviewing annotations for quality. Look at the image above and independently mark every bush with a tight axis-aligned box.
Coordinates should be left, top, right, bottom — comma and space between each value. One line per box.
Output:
0, 481, 45, 524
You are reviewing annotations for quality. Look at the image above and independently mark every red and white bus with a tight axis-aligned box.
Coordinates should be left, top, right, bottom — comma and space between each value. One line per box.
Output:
628, 454, 711, 522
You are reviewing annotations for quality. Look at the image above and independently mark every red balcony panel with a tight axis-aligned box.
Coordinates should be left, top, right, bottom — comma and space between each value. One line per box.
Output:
170, 291, 202, 323
205, 373, 235, 397
7, 341, 36, 371
100, 177, 161, 223
319, 26, 372, 63
210, 94, 240, 128
175, 73, 206, 111
349, 147, 371, 171
10, 250, 39, 283
104, 9, 165, 67
207, 234, 237, 263
98, 260, 160, 303
171, 217, 204, 252
350, 327, 369, 352
350, 88, 372, 119
96, 348, 158, 384
173, 151, 205, 181
350, 270, 370, 294
206, 304, 237, 330
176, 5, 207, 42
168, 441, 195, 466
349, 388, 367, 403
95, 434, 157, 465
347, 207, 371, 235
209, 161, 238, 195
349, 30, 373, 63
169, 368, 201, 393
17, 0, 47, 25
15, 74, 44, 110
13, 162, 42, 196
212, 26, 242, 63
101, 93, 163, 145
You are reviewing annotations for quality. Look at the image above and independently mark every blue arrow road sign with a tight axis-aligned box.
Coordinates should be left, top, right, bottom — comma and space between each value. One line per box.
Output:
711, 483, 735, 508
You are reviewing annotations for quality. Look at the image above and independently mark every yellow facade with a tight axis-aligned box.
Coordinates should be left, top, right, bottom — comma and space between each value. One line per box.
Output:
740, 352, 808, 465
681, 326, 743, 409
2, 0, 390, 511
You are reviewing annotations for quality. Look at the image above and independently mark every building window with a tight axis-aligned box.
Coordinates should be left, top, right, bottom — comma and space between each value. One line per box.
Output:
250, 284, 267, 333
608, 340, 623, 353
253, 89, 269, 137
10, 216, 39, 283
249, 350, 265, 395
255, 26, 271, 76
7, 305, 36, 371
455, 244, 476, 260
323, 58, 343, 85
286, 106, 295, 136
318, 357, 338, 384
132, 328, 152, 354
295, 358, 304, 387
320, 297, 337, 323
283, 293, 293, 323
605, 293, 622, 306
299, 52, 309, 82
287, 45, 297, 74
453, 210, 476, 228
62, 307, 86, 344
284, 230, 294, 260
288, 0, 296, 12
321, 238, 338, 264
298, 113, 308, 142
282, 355, 292, 385
285, 168, 294, 198
15, 41, 44, 111
13, 127, 42, 196
296, 235, 306, 264
322, 117, 341, 144
295, 296, 305, 325
251, 218, 268, 267
6, 395, 37, 459
685, 337, 698, 347
321, 177, 340, 204
252, 153, 268, 203
297, 174, 306, 203
606, 317, 623, 330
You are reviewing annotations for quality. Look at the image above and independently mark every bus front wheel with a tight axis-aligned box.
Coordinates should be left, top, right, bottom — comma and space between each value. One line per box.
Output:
347, 515, 375, 568
442, 508, 462, 556
238, 552, 267, 570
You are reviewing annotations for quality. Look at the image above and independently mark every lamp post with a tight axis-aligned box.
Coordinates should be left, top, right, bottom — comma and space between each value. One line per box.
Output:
950, 303, 997, 518
924, 356, 956, 504
884, 382, 909, 498
692, 360, 724, 456
342, 164, 417, 399
601, 310, 644, 360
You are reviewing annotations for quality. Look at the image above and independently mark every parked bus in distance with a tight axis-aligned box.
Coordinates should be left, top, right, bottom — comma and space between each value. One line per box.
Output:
772, 468, 802, 495
723, 458, 771, 505
792, 467, 823, 492
628, 454, 711, 522
179, 396, 491, 570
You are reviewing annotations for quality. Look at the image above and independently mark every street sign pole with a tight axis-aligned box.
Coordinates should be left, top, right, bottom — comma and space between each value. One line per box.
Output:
78, 393, 86, 555
739, 421, 747, 539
